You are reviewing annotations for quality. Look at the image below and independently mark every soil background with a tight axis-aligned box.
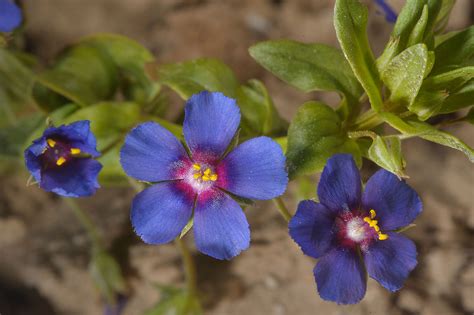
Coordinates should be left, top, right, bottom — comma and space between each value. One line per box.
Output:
1, 0, 473, 314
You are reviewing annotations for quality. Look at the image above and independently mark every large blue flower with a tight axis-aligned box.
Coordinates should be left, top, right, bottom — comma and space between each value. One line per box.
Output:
120, 91, 288, 260
375, 0, 397, 23
0, 0, 22, 32
289, 154, 421, 304
24, 120, 102, 198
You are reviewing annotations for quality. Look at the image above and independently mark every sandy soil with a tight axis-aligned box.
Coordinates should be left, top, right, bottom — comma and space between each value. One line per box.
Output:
1, 0, 473, 314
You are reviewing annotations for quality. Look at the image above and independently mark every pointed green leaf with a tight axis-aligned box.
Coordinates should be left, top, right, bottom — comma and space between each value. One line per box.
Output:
382, 44, 429, 108
248, 40, 362, 102
432, 26, 474, 74
286, 101, 361, 178
439, 79, 474, 114
406, 5, 429, 47
156, 58, 239, 99
381, 112, 474, 162
334, 0, 383, 111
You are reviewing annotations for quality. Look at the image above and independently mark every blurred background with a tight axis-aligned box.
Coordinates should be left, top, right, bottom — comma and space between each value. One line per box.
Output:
0, 0, 473, 314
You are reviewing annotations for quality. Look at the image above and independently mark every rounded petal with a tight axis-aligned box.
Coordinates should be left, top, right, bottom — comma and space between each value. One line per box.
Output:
131, 182, 194, 244
217, 137, 288, 200
0, 0, 22, 32
183, 91, 240, 157
364, 232, 417, 292
362, 169, 422, 231
318, 154, 362, 213
314, 247, 367, 305
193, 189, 250, 260
120, 122, 189, 182
289, 200, 336, 259
40, 159, 102, 197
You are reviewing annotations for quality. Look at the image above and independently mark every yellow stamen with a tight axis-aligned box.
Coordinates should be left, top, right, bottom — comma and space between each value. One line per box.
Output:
56, 157, 66, 166
378, 233, 389, 241
363, 217, 372, 224
210, 174, 218, 181
370, 209, 376, 219
369, 220, 378, 227
374, 225, 380, 232
202, 175, 210, 181
204, 168, 211, 176
70, 148, 81, 155
47, 139, 56, 148
193, 173, 201, 179
193, 164, 201, 171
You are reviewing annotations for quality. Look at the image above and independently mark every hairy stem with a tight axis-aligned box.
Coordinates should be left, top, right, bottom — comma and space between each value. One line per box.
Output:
273, 197, 292, 222
64, 198, 103, 249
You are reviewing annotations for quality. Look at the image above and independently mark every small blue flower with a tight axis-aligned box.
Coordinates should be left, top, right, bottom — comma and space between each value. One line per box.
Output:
375, 0, 397, 23
24, 120, 102, 198
289, 154, 421, 304
0, 0, 22, 32
120, 91, 288, 260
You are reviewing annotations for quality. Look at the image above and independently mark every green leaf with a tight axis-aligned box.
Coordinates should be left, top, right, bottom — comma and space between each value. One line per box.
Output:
382, 44, 429, 107
144, 287, 202, 315
410, 67, 474, 119
466, 107, 474, 125
334, 0, 383, 111
33, 44, 118, 111
406, 5, 429, 47
248, 40, 362, 102
368, 136, 407, 178
0, 48, 36, 127
432, 26, 474, 74
286, 101, 361, 178
156, 58, 239, 99
236, 79, 287, 137
381, 112, 474, 162
80, 33, 160, 104
89, 249, 126, 304
0, 113, 44, 159
434, 0, 456, 33
439, 79, 474, 113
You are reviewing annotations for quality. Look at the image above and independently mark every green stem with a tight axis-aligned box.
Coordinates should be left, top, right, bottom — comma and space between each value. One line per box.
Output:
352, 109, 384, 131
273, 197, 292, 222
64, 198, 103, 249
175, 237, 198, 296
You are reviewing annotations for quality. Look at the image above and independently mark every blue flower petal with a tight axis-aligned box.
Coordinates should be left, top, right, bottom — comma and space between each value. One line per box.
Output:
24, 137, 47, 182
375, 0, 398, 23
44, 120, 100, 157
317, 154, 361, 213
0, 0, 22, 32
193, 189, 250, 260
364, 232, 417, 292
289, 200, 336, 259
218, 136, 288, 200
314, 247, 367, 305
362, 169, 422, 231
131, 182, 194, 244
40, 159, 102, 197
121, 122, 189, 182
183, 91, 240, 157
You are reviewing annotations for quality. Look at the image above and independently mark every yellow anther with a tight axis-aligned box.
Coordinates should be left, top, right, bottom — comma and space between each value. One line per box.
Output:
47, 139, 56, 148
56, 156, 66, 166
369, 220, 378, 228
204, 168, 211, 176
363, 217, 372, 224
202, 175, 210, 181
374, 225, 380, 232
70, 148, 81, 155
378, 233, 389, 241
193, 173, 201, 179
370, 209, 376, 219
193, 164, 201, 171
210, 174, 218, 181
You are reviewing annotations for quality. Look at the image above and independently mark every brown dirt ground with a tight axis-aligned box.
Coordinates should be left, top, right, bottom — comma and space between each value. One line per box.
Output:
1, 0, 473, 314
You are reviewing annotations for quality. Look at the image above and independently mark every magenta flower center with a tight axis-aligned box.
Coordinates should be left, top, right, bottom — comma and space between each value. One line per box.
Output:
335, 209, 389, 250
41, 138, 81, 168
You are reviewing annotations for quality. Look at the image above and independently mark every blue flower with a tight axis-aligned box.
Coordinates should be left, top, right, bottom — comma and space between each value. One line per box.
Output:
375, 0, 397, 23
289, 154, 421, 304
24, 120, 102, 198
0, 0, 22, 32
120, 91, 288, 260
